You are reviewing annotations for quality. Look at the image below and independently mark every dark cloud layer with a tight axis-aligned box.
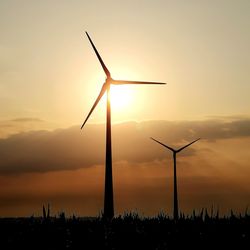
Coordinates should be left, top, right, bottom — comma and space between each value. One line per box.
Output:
0, 118, 250, 174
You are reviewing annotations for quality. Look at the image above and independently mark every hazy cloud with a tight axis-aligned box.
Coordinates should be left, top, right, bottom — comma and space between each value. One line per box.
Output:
10, 117, 44, 123
0, 118, 57, 138
0, 118, 250, 174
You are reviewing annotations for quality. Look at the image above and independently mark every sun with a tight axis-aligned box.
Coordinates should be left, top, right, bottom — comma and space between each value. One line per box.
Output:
110, 85, 134, 111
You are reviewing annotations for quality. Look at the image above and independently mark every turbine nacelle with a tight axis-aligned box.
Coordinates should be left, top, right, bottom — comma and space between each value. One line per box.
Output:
105, 77, 113, 85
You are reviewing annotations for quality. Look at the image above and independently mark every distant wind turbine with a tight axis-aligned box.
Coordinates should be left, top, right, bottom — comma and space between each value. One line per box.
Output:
150, 137, 200, 220
81, 32, 166, 219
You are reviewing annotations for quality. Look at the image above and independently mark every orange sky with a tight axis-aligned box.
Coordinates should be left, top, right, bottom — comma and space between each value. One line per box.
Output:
1, 1, 250, 124
0, 1, 250, 216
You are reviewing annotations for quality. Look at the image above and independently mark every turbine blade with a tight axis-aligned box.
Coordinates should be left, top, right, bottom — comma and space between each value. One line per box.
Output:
150, 137, 175, 152
176, 138, 200, 152
81, 84, 107, 129
111, 80, 166, 85
85, 32, 111, 78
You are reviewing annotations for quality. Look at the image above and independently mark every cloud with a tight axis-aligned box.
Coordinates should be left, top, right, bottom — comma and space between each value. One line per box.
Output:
141, 117, 250, 142
0, 117, 57, 138
0, 117, 250, 174
10, 117, 44, 123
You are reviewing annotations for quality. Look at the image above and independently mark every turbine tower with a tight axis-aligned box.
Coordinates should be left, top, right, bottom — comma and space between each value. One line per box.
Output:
150, 137, 200, 220
81, 32, 166, 219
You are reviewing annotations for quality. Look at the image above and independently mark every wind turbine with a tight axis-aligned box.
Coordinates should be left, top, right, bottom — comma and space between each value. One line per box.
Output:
81, 32, 166, 219
150, 137, 200, 220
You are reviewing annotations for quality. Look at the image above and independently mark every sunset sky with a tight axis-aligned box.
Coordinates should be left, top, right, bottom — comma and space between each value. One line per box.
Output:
0, 0, 250, 217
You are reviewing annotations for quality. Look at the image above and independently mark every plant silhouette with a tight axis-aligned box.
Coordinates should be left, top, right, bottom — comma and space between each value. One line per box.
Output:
0, 210, 249, 249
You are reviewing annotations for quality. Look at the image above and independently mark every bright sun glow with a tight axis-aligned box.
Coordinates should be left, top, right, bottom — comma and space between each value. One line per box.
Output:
110, 85, 134, 111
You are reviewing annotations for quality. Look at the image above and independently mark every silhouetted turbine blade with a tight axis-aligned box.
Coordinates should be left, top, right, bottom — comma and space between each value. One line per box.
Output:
112, 80, 166, 85
81, 84, 107, 129
85, 32, 111, 78
150, 137, 175, 152
176, 138, 200, 153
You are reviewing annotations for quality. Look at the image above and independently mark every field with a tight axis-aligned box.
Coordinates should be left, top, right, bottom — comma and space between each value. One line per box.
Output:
0, 211, 249, 249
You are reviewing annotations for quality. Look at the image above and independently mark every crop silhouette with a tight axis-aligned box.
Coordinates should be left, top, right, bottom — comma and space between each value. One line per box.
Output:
42, 203, 50, 222
0, 209, 249, 249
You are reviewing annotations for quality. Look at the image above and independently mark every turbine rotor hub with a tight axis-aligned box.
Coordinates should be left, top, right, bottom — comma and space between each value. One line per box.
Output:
105, 76, 113, 85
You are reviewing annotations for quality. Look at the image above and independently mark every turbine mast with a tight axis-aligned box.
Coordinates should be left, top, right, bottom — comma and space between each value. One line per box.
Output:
104, 85, 114, 219
173, 152, 179, 221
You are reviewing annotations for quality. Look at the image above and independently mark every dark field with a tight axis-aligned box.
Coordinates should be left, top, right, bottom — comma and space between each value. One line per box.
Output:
0, 212, 249, 250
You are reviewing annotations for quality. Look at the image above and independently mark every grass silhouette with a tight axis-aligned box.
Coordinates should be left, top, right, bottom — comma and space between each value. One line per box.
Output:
0, 209, 249, 249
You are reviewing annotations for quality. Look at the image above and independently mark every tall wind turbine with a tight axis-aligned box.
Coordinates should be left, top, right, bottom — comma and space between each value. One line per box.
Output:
81, 32, 166, 219
150, 137, 200, 220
